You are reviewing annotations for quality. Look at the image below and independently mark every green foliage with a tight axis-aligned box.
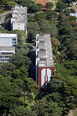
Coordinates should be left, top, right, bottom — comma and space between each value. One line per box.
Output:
12, 66, 28, 79
29, 4, 39, 13
52, 38, 61, 47
33, 97, 64, 116
28, 14, 36, 22
64, 76, 77, 97
64, 9, 76, 16
68, 16, 77, 22
17, 0, 34, 9
27, 22, 40, 42
10, 53, 31, 69
36, 4, 43, 10
0, 75, 23, 114
10, 106, 37, 116
46, 2, 53, 9
63, 76, 77, 109
38, 19, 58, 37
55, 64, 70, 78
12, 30, 27, 44
56, 1, 67, 11
35, 11, 46, 20
68, 42, 77, 60
45, 10, 58, 22
5, 1, 16, 9
0, 9, 5, 13
58, 16, 77, 61
16, 44, 30, 56
64, 60, 77, 75
23, 78, 39, 95
47, 74, 65, 94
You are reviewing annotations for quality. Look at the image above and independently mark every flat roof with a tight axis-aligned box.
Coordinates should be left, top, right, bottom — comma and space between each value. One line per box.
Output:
0, 33, 17, 38
11, 6, 27, 23
36, 34, 54, 67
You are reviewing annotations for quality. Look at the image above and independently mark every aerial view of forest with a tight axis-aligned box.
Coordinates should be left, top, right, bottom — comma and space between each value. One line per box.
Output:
0, 0, 77, 116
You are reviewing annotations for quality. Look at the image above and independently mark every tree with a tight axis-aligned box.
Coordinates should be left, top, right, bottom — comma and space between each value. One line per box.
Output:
68, 42, 77, 60
1, 63, 16, 71
27, 22, 40, 42
38, 19, 58, 37
62, 0, 73, 6
52, 38, 61, 47
0, 63, 16, 77
10, 106, 36, 116
46, 2, 53, 9
23, 78, 39, 103
28, 4, 39, 13
18, 0, 34, 9
56, 1, 67, 11
5, 1, 16, 9
10, 53, 31, 69
12, 30, 27, 44
45, 10, 58, 22
16, 44, 30, 56
0, 75, 23, 115
35, 11, 46, 20
68, 16, 77, 22
12, 66, 28, 79
64, 9, 75, 16
33, 97, 64, 116
23, 78, 39, 94
47, 74, 65, 94
37, 4, 43, 10
63, 76, 77, 108
64, 60, 77, 75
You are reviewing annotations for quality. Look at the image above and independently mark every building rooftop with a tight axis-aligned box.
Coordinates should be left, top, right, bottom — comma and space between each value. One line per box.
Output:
0, 33, 17, 38
36, 0, 48, 6
11, 6, 27, 23
36, 34, 54, 67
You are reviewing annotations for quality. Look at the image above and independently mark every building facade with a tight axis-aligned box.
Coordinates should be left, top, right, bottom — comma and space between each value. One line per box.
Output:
11, 6, 27, 31
0, 47, 15, 63
0, 33, 17, 47
36, 34, 54, 90
0, 33, 17, 63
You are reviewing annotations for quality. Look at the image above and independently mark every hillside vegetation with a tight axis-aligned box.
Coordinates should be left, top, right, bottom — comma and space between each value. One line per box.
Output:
0, 0, 77, 116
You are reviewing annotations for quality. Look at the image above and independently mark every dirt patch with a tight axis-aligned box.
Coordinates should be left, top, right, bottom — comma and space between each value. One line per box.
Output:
68, 110, 73, 116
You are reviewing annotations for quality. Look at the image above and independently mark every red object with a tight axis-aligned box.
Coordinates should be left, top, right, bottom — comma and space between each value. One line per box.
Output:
36, 0, 48, 6
38, 67, 54, 90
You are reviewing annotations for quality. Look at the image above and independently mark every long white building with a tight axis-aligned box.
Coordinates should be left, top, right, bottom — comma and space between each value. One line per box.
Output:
11, 6, 27, 31
36, 34, 54, 90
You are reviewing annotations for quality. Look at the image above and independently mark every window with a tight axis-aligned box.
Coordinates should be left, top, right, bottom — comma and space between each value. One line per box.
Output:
40, 58, 46, 61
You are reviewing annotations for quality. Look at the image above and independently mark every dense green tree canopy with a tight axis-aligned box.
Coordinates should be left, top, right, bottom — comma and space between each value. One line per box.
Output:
0, 75, 23, 114
56, 1, 67, 11
10, 53, 31, 69
46, 2, 53, 9
27, 22, 40, 42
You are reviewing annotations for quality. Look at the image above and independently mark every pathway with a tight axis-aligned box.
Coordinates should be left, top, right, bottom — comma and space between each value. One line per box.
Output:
68, 110, 73, 116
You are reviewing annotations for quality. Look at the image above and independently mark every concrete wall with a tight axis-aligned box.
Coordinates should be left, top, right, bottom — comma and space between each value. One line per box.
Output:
13, 22, 25, 31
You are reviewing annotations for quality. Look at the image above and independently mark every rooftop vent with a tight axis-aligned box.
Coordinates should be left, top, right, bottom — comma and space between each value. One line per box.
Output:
40, 49, 45, 51
40, 40, 44, 43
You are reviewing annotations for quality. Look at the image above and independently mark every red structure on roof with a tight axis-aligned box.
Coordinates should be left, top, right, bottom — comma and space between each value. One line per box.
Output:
36, 0, 48, 6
